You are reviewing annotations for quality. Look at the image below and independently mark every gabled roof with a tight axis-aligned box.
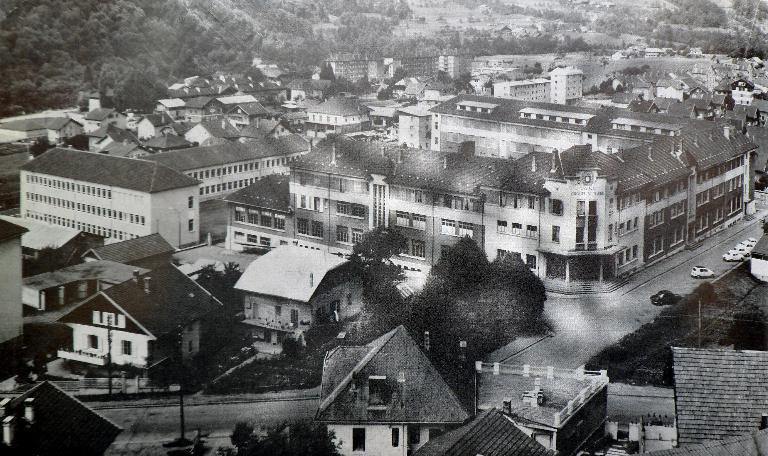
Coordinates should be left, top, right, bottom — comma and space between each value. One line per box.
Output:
224, 174, 291, 212
88, 124, 139, 144
84, 108, 118, 122
0, 381, 121, 455
316, 325, 470, 424
141, 134, 191, 150
0, 215, 79, 250
82, 233, 174, 265
23, 260, 149, 292
226, 101, 269, 116
191, 118, 241, 139
139, 112, 174, 127
308, 97, 367, 117
59, 265, 221, 338
0, 217, 27, 243
183, 96, 214, 109
234, 245, 347, 302
673, 347, 768, 445
21, 148, 198, 193
414, 408, 554, 456
157, 98, 185, 109
215, 94, 259, 105
647, 428, 768, 456
0, 117, 80, 132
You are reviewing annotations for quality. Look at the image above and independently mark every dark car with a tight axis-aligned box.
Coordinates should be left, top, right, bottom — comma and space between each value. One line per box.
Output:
651, 290, 682, 306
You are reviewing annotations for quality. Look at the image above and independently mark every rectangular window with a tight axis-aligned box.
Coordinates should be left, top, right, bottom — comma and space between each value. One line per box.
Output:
337, 201, 350, 215
297, 218, 309, 235
260, 237, 271, 246
526, 254, 537, 270
122, 340, 132, 356
552, 226, 560, 243
441, 219, 456, 236
88, 334, 99, 349
411, 240, 426, 258
311, 221, 323, 238
412, 214, 426, 230
188, 219, 194, 232
392, 428, 400, 447
526, 225, 538, 238
352, 428, 365, 452
188, 196, 194, 209
274, 214, 286, 230
352, 228, 364, 244
396, 211, 410, 227
458, 221, 474, 237
351, 204, 366, 218
550, 199, 563, 215
497, 220, 507, 233
235, 207, 246, 223
337, 225, 349, 243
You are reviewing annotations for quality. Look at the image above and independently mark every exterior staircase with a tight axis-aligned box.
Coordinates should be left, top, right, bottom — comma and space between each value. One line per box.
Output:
543, 277, 628, 295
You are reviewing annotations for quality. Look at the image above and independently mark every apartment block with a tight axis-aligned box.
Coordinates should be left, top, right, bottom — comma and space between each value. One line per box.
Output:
20, 148, 200, 247
493, 78, 551, 102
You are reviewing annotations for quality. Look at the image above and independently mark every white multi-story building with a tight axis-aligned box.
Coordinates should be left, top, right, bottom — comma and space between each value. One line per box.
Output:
20, 148, 200, 247
0, 219, 25, 370
305, 98, 370, 138
397, 105, 433, 149
550, 66, 584, 105
493, 78, 551, 102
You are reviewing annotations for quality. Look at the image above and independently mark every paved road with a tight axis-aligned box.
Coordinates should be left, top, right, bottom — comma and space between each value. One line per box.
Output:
103, 396, 318, 448
487, 212, 767, 368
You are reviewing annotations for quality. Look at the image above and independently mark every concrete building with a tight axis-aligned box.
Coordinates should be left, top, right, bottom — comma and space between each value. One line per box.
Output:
493, 78, 551, 102
0, 219, 26, 375
57, 265, 221, 369
437, 53, 472, 79
234, 246, 361, 353
476, 362, 609, 455
750, 235, 768, 281
224, 175, 293, 251
549, 66, 583, 105
20, 148, 200, 247
326, 53, 385, 82
316, 325, 470, 456
397, 105, 433, 149
305, 98, 371, 139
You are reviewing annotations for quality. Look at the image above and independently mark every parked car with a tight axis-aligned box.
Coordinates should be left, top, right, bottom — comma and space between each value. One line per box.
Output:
723, 251, 747, 262
738, 238, 757, 249
731, 244, 752, 255
691, 266, 715, 278
651, 290, 682, 306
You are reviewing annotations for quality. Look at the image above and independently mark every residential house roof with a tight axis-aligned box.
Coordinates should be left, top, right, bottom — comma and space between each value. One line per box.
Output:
234, 245, 347, 302
21, 148, 199, 193
59, 264, 222, 338
0, 217, 27, 243
215, 94, 259, 105
82, 233, 175, 265
628, 100, 658, 113
0, 381, 121, 455
169, 121, 195, 136
141, 134, 191, 150
139, 112, 174, 127
307, 97, 368, 117
226, 101, 269, 117
315, 325, 470, 424
647, 428, 768, 456
0, 117, 80, 132
157, 98, 185, 109
97, 141, 146, 158
672, 347, 768, 445
23, 260, 149, 292
0, 215, 79, 250
414, 408, 554, 456
183, 96, 214, 109
191, 118, 241, 140
87, 124, 139, 144
224, 174, 291, 212
84, 108, 117, 122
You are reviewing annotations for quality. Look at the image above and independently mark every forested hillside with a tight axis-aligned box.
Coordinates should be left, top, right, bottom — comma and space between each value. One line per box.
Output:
0, 0, 410, 116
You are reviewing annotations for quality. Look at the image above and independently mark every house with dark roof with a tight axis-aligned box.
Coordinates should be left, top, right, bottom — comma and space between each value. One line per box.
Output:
316, 325, 471, 456
83, 108, 126, 133
672, 347, 768, 445
184, 117, 241, 146
414, 408, 554, 456
57, 265, 221, 369
305, 97, 371, 138
225, 101, 270, 127
136, 112, 175, 140
0, 214, 102, 262
0, 117, 84, 144
0, 381, 121, 455
81, 233, 175, 269
647, 428, 768, 456
180, 96, 215, 123
0, 218, 26, 375
20, 148, 201, 247
224, 174, 292, 250
155, 98, 186, 119
87, 123, 139, 152
475, 362, 609, 456
141, 134, 192, 152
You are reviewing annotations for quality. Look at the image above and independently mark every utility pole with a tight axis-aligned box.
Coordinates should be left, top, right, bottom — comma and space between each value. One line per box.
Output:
698, 298, 702, 348
164, 324, 191, 448
107, 314, 113, 398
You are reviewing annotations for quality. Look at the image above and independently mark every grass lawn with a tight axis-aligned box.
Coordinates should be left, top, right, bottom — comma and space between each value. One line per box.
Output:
586, 264, 765, 385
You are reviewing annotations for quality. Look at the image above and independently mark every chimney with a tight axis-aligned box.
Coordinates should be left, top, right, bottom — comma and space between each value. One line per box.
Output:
442, 156, 448, 170
502, 398, 512, 415
330, 143, 337, 166
397, 148, 403, 164
132, 269, 140, 283
2, 416, 14, 446
761, 413, 768, 430
423, 331, 430, 352
143, 277, 151, 294
309, 272, 314, 287
723, 124, 732, 140
647, 144, 654, 161
23, 398, 34, 423
221, 118, 226, 130
458, 340, 467, 362
58, 286, 65, 306
550, 149, 559, 173
531, 156, 537, 172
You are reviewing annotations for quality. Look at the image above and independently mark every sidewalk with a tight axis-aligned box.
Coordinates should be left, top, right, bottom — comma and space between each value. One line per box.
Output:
87, 386, 321, 409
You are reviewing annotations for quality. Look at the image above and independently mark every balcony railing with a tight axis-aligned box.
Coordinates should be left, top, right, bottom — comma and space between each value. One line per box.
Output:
57, 349, 106, 366
241, 317, 308, 332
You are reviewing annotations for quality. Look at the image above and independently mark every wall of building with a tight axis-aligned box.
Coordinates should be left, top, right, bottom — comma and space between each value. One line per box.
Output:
398, 114, 431, 149
329, 423, 445, 456
68, 322, 152, 367
0, 237, 23, 345
555, 386, 608, 456
149, 186, 199, 247
243, 293, 312, 334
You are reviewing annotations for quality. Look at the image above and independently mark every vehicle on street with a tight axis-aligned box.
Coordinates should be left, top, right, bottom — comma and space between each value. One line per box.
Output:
650, 290, 682, 306
691, 266, 715, 278
738, 238, 757, 249
723, 251, 747, 262
731, 244, 752, 255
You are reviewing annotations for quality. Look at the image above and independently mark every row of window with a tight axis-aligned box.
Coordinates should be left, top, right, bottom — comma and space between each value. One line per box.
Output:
234, 207, 287, 230
616, 245, 639, 266
296, 172, 369, 194
499, 193, 538, 211
232, 231, 274, 247
26, 192, 146, 225
86, 334, 133, 356
619, 217, 640, 234
297, 218, 325, 238
395, 211, 427, 230
496, 220, 538, 238
697, 156, 745, 184
336, 225, 364, 244
496, 250, 538, 269
27, 174, 112, 199
26, 210, 141, 241
201, 178, 260, 195
188, 157, 290, 180
441, 219, 475, 237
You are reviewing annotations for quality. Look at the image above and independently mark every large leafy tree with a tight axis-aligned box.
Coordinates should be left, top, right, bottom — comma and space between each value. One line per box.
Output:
229, 421, 340, 456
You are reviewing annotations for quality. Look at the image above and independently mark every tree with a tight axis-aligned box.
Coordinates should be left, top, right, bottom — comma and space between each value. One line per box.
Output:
63, 134, 89, 151
319, 63, 335, 81
29, 138, 54, 158
431, 236, 489, 292
229, 421, 340, 456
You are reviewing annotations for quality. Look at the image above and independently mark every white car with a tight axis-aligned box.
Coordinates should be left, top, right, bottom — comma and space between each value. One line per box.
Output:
723, 251, 747, 262
691, 266, 715, 278
732, 244, 752, 255
739, 239, 757, 249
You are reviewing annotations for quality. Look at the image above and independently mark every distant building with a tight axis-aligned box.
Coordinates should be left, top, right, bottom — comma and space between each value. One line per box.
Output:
224, 175, 292, 251
87, 124, 138, 152
315, 325, 471, 456
57, 265, 221, 369
183, 118, 241, 146
476, 362, 609, 455
751, 236, 768, 281
0, 218, 26, 371
397, 105, 433, 149
20, 148, 200, 247
437, 53, 472, 79
549, 66, 583, 105
234, 246, 361, 353
493, 78, 551, 102
731, 78, 755, 106
326, 53, 385, 82
0, 118, 83, 144
135, 112, 175, 140
305, 98, 371, 138
154, 98, 186, 119
644, 48, 664, 58
81, 233, 175, 270
83, 108, 126, 133
0, 214, 102, 261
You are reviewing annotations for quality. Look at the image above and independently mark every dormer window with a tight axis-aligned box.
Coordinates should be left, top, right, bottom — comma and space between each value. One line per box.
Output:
368, 376, 391, 406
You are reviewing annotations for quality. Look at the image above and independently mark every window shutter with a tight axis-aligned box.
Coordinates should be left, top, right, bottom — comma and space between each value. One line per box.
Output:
92, 310, 100, 325
117, 314, 126, 329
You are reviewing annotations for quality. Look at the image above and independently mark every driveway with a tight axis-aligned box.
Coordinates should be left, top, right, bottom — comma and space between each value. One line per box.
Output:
487, 211, 767, 368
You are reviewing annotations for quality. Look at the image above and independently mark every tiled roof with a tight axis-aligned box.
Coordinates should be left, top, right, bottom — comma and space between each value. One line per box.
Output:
0, 217, 27, 243
683, 121, 756, 168
0, 215, 79, 250
226, 101, 269, 116
194, 118, 241, 139
139, 112, 174, 127
0, 117, 78, 132
414, 408, 554, 456
215, 94, 259, 105
21, 148, 198, 193
234, 245, 347, 301
98, 141, 146, 158
647, 428, 768, 456
673, 347, 768, 444
224, 174, 291, 212
316, 325, 470, 424
89, 124, 139, 144
23, 260, 150, 291
60, 265, 221, 338
0, 381, 121, 454
141, 134, 191, 150
308, 97, 368, 117
294, 139, 394, 179
628, 100, 658, 113
83, 233, 175, 264
85, 108, 117, 121
183, 96, 214, 109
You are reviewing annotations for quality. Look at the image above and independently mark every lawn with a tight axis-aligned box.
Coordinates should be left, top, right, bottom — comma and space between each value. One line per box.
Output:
586, 265, 766, 386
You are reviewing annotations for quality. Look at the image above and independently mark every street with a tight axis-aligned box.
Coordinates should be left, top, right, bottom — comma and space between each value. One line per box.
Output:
488, 212, 767, 368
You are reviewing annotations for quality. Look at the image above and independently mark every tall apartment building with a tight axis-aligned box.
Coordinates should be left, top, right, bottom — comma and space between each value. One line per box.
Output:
430, 95, 683, 159
549, 66, 584, 105
492, 78, 551, 102
20, 148, 200, 247
326, 53, 385, 81
305, 98, 371, 139
143, 136, 309, 200
437, 53, 473, 79
226, 129, 753, 292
